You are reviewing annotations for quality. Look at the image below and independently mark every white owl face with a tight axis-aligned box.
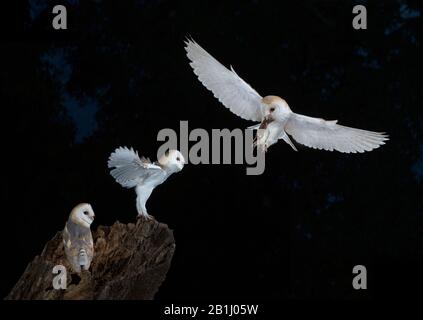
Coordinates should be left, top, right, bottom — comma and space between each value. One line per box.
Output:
158, 149, 185, 172
262, 96, 291, 122
70, 203, 95, 228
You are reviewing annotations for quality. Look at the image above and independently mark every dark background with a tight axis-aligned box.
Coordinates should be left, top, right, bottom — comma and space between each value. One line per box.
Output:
1, 0, 422, 300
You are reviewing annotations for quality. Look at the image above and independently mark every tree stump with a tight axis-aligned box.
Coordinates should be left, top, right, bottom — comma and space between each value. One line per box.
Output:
6, 218, 175, 300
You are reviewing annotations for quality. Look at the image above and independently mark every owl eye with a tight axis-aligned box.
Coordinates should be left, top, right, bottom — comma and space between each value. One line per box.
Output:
83, 211, 89, 215
270, 107, 275, 112
176, 157, 180, 161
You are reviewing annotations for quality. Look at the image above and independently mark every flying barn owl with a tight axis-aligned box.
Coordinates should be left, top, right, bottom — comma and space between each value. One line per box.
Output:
108, 147, 185, 219
63, 203, 95, 273
185, 39, 388, 153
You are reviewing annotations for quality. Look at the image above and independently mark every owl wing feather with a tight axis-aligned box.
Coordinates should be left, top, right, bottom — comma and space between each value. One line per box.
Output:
63, 223, 94, 273
78, 232, 94, 270
185, 38, 263, 121
285, 113, 389, 153
108, 146, 164, 188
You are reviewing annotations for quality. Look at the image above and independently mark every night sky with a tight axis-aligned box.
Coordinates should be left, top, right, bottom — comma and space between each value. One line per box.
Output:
1, 0, 422, 300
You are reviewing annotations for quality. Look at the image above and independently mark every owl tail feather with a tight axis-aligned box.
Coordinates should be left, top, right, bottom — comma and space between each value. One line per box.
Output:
78, 249, 88, 267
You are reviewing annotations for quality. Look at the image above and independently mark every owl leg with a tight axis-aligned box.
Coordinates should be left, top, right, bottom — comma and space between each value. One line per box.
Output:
254, 137, 267, 152
136, 198, 153, 220
256, 142, 267, 153
135, 187, 155, 220
139, 205, 154, 220
279, 131, 298, 151
136, 198, 143, 216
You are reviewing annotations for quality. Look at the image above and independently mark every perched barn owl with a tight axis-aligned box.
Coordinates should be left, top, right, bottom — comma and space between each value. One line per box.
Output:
63, 203, 95, 273
185, 39, 388, 153
108, 147, 185, 219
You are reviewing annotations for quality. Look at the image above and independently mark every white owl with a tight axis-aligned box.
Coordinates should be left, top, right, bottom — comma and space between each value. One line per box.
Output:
63, 203, 95, 273
108, 147, 185, 219
185, 39, 388, 153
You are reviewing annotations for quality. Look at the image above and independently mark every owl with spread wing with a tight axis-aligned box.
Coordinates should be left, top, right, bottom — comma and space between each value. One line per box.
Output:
108, 147, 185, 219
185, 38, 388, 153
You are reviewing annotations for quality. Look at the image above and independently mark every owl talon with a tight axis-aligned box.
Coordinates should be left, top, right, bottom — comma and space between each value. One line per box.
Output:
256, 143, 267, 153
137, 213, 154, 220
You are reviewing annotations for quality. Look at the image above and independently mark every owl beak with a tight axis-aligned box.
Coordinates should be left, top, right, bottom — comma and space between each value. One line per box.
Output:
87, 215, 95, 224
261, 115, 274, 129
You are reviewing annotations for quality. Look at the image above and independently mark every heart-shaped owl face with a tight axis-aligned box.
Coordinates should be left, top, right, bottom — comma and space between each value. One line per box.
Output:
158, 149, 185, 172
70, 203, 95, 228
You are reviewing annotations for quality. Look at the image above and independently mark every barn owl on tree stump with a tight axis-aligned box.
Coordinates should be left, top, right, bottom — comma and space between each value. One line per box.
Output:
63, 203, 95, 273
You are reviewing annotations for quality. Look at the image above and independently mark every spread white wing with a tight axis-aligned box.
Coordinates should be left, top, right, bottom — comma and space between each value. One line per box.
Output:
285, 113, 389, 153
108, 146, 164, 188
185, 39, 263, 121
